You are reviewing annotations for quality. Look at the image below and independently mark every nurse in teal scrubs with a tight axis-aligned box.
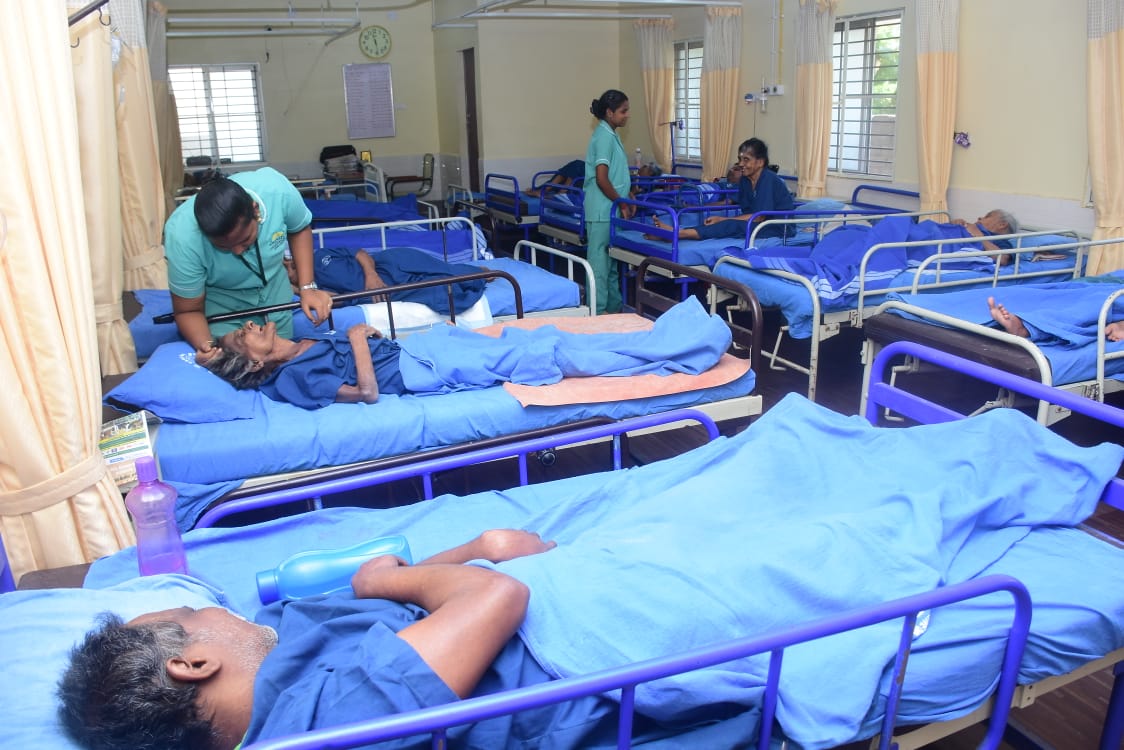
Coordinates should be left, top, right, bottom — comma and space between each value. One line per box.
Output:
583, 90, 633, 315
164, 167, 334, 364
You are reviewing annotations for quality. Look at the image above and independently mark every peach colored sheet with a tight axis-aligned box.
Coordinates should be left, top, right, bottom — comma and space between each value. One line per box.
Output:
473, 314, 751, 407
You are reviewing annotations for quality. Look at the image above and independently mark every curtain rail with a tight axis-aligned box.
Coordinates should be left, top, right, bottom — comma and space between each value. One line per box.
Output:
68, 0, 110, 27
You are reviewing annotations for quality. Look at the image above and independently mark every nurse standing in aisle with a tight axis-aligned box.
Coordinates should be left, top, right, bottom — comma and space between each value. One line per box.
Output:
584, 90, 633, 315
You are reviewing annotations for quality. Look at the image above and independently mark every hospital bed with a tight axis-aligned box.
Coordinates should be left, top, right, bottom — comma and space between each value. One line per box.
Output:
481, 172, 546, 240
308, 217, 596, 318
10, 343, 1124, 750
303, 194, 439, 228
860, 270, 1124, 425
711, 225, 1095, 401
128, 217, 596, 359
106, 258, 764, 530
608, 182, 925, 272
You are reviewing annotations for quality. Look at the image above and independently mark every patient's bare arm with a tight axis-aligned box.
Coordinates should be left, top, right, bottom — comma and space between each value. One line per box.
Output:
334, 324, 383, 404
354, 250, 388, 297
351, 555, 529, 698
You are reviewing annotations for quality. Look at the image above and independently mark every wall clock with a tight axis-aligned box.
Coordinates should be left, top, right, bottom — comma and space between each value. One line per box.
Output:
359, 25, 392, 59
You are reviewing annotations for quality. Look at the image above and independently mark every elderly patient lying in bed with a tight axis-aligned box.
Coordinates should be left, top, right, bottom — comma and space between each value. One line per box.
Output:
200, 296, 731, 409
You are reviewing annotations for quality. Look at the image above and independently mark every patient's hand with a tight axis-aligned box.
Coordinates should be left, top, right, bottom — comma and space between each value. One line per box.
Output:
477, 529, 557, 563
194, 346, 220, 366
348, 323, 383, 339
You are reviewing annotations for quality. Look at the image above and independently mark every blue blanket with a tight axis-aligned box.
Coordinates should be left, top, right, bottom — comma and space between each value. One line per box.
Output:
887, 274, 1124, 348
397, 296, 731, 392
86, 395, 1122, 747
490, 395, 1121, 748
730, 216, 994, 306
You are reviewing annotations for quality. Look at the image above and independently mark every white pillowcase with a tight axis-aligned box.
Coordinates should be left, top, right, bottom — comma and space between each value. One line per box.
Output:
361, 295, 494, 336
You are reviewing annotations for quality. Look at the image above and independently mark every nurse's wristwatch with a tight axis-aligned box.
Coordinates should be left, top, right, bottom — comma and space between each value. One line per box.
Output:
299, 282, 319, 291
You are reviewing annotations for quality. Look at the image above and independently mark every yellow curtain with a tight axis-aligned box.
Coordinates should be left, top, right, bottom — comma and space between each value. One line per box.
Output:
1, 3, 135, 582
700, 6, 741, 181
915, 0, 960, 214
794, 0, 837, 199
71, 4, 137, 377
1087, 0, 1124, 275
147, 0, 183, 219
113, 0, 169, 290
634, 19, 675, 173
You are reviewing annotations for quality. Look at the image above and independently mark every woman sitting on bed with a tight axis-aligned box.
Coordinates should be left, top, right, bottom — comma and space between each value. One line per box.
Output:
200, 297, 732, 409
649, 137, 794, 241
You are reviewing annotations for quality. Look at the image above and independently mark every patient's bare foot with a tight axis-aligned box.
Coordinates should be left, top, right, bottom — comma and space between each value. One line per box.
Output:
987, 296, 1030, 338
644, 216, 673, 242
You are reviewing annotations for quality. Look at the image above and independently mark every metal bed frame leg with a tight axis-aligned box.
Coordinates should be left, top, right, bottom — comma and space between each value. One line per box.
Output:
1099, 660, 1124, 750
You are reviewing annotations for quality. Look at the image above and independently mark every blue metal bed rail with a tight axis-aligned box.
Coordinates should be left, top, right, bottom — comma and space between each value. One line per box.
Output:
866, 340, 1124, 513
195, 408, 720, 529
151, 269, 523, 340
243, 574, 1032, 750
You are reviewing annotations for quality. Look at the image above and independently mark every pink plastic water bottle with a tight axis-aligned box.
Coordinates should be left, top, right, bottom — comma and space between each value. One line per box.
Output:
124, 457, 188, 576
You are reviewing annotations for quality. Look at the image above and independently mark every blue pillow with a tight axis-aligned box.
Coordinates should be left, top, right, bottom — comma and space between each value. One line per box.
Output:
0, 575, 227, 750
1014, 233, 1077, 249
105, 341, 261, 423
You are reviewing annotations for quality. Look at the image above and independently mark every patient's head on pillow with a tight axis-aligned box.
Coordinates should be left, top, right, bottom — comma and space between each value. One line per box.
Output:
201, 345, 273, 390
59, 605, 278, 750
57, 613, 216, 750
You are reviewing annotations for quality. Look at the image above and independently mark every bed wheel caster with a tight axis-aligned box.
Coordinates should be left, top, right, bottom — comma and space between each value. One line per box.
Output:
536, 449, 557, 467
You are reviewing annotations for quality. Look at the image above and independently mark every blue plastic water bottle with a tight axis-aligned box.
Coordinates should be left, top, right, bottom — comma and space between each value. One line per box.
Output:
256, 535, 412, 604
124, 457, 188, 576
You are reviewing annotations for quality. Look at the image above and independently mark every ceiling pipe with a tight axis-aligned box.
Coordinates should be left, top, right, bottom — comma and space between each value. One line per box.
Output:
434, 0, 738, 28
167, 15, 358, 26
168, 26, 358, 38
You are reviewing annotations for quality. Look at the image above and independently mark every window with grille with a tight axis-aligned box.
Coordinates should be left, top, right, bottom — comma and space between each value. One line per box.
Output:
829, 12, 901, 177
673, 39, 703, 163
170, 63, 266, 165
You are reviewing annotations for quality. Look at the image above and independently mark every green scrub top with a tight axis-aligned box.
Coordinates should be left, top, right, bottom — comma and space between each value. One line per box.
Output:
583, 120, 630, 223
164, 166, 312, 338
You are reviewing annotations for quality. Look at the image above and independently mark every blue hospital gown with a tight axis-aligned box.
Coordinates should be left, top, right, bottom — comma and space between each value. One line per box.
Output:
242, 595, 640, 749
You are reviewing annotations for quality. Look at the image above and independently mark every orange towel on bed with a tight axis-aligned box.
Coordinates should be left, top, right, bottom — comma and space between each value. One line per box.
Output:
473, 314, 751, 407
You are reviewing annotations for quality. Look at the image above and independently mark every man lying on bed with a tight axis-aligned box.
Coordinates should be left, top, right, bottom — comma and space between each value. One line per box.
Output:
284, 245, 488, 313
200, 295, 731, 409
58, 529, 621, 750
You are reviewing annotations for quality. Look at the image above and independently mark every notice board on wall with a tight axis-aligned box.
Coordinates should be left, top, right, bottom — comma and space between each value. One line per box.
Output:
343, 63, 396, 139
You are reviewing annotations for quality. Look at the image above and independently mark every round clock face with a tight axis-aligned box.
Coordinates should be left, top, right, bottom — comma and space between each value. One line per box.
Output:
359, 25, 392, 59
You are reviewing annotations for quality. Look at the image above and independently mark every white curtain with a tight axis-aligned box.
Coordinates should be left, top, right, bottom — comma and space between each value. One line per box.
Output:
1087, 0, 1124, 274
147, 0, 182, 219
112, 0, 170, 290
700, 7, 742, 181
634, 19, 675, 173
794, 0, 837, 198
915, 0, 960, 214
70, 1, 137, 377
1, 2, 135, 581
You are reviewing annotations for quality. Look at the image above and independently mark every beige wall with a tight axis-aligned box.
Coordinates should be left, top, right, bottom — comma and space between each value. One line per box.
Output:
162, 0, 1092, 228
165, 1, 440, 179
